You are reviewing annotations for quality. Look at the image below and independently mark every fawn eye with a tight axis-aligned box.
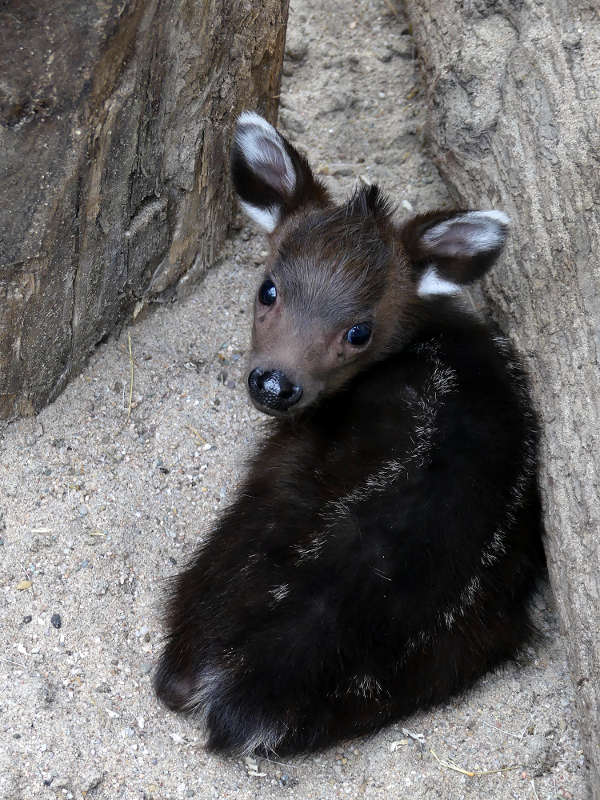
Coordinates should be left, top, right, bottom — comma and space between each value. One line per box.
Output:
258, 279, 277, 306
346, 323, 372, 346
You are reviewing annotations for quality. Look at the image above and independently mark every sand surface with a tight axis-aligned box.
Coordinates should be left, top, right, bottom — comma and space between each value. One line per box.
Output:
0, 1, 588, 798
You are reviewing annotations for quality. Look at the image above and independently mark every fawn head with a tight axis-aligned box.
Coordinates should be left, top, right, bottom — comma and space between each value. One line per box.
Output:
232, 112, 509, 416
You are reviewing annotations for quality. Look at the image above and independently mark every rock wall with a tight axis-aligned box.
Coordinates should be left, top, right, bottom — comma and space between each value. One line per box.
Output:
404, 2, 600, 796
0, 0, 288, 419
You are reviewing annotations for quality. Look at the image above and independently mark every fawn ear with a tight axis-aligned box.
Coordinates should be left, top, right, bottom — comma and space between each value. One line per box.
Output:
231, 112, 328, 232
401, 210, 510, 296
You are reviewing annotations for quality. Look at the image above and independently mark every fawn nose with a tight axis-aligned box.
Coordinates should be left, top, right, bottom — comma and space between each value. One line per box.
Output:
248, 368, 303, 412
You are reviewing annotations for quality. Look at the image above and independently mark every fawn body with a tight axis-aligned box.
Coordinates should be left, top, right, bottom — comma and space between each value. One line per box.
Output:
154, 113, 545, 755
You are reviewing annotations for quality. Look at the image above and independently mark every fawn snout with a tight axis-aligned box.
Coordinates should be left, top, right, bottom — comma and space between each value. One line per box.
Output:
247, 367, 303, 412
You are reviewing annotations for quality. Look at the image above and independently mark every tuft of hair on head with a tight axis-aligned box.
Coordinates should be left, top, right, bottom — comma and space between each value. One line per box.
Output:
345, 183, 394, 221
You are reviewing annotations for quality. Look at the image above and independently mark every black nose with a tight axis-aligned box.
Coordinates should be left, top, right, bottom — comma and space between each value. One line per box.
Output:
248, 368, 303, 411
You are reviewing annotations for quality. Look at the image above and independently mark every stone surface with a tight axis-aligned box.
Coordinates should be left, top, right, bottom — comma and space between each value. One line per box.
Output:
404, 2, 600, 797
0, 0, 288, 420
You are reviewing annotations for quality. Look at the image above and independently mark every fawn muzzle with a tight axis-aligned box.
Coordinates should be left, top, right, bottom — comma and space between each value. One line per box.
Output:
248, 367, 303, 413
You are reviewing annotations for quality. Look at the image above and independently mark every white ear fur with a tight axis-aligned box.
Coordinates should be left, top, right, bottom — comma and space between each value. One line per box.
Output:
417, 266, 462, 297
234, 112, 299, 232
421, 211, 510, 258
239, 200, 279, 233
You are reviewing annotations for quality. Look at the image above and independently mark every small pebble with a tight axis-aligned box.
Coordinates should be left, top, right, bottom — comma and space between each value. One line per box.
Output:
376, 45, 393, 63
51, 613, 62, 629
390, 38, 415, 59
79, 772, 104, 794
329, 162, 355, 176
278, 109, 306, 134
285, 33, 308, 62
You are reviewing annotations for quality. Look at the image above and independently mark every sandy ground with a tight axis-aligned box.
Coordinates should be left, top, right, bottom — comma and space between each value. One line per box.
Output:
0, 1, 589, 798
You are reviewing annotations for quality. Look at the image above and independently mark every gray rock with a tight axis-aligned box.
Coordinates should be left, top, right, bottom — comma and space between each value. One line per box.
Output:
79, 771, 104, 795
528, 734, 559, 777
279, 110, 307, 134
329, 163, 355, 176
390, 37, 416, 60
0, 0, 288, 421
316, 92, 358, 117
376, 45, 393, 63
285, 32, 309, 62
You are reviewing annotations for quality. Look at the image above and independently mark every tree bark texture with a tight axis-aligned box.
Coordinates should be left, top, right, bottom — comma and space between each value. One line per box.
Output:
0, 0, 288, 419
404, 1, 600, 796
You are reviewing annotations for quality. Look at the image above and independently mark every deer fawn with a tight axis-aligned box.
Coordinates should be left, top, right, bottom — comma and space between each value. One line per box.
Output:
154, 112, 545, 755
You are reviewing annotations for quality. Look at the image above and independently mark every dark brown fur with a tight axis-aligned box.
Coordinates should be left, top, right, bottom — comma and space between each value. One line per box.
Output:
153, 114, 545, 756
